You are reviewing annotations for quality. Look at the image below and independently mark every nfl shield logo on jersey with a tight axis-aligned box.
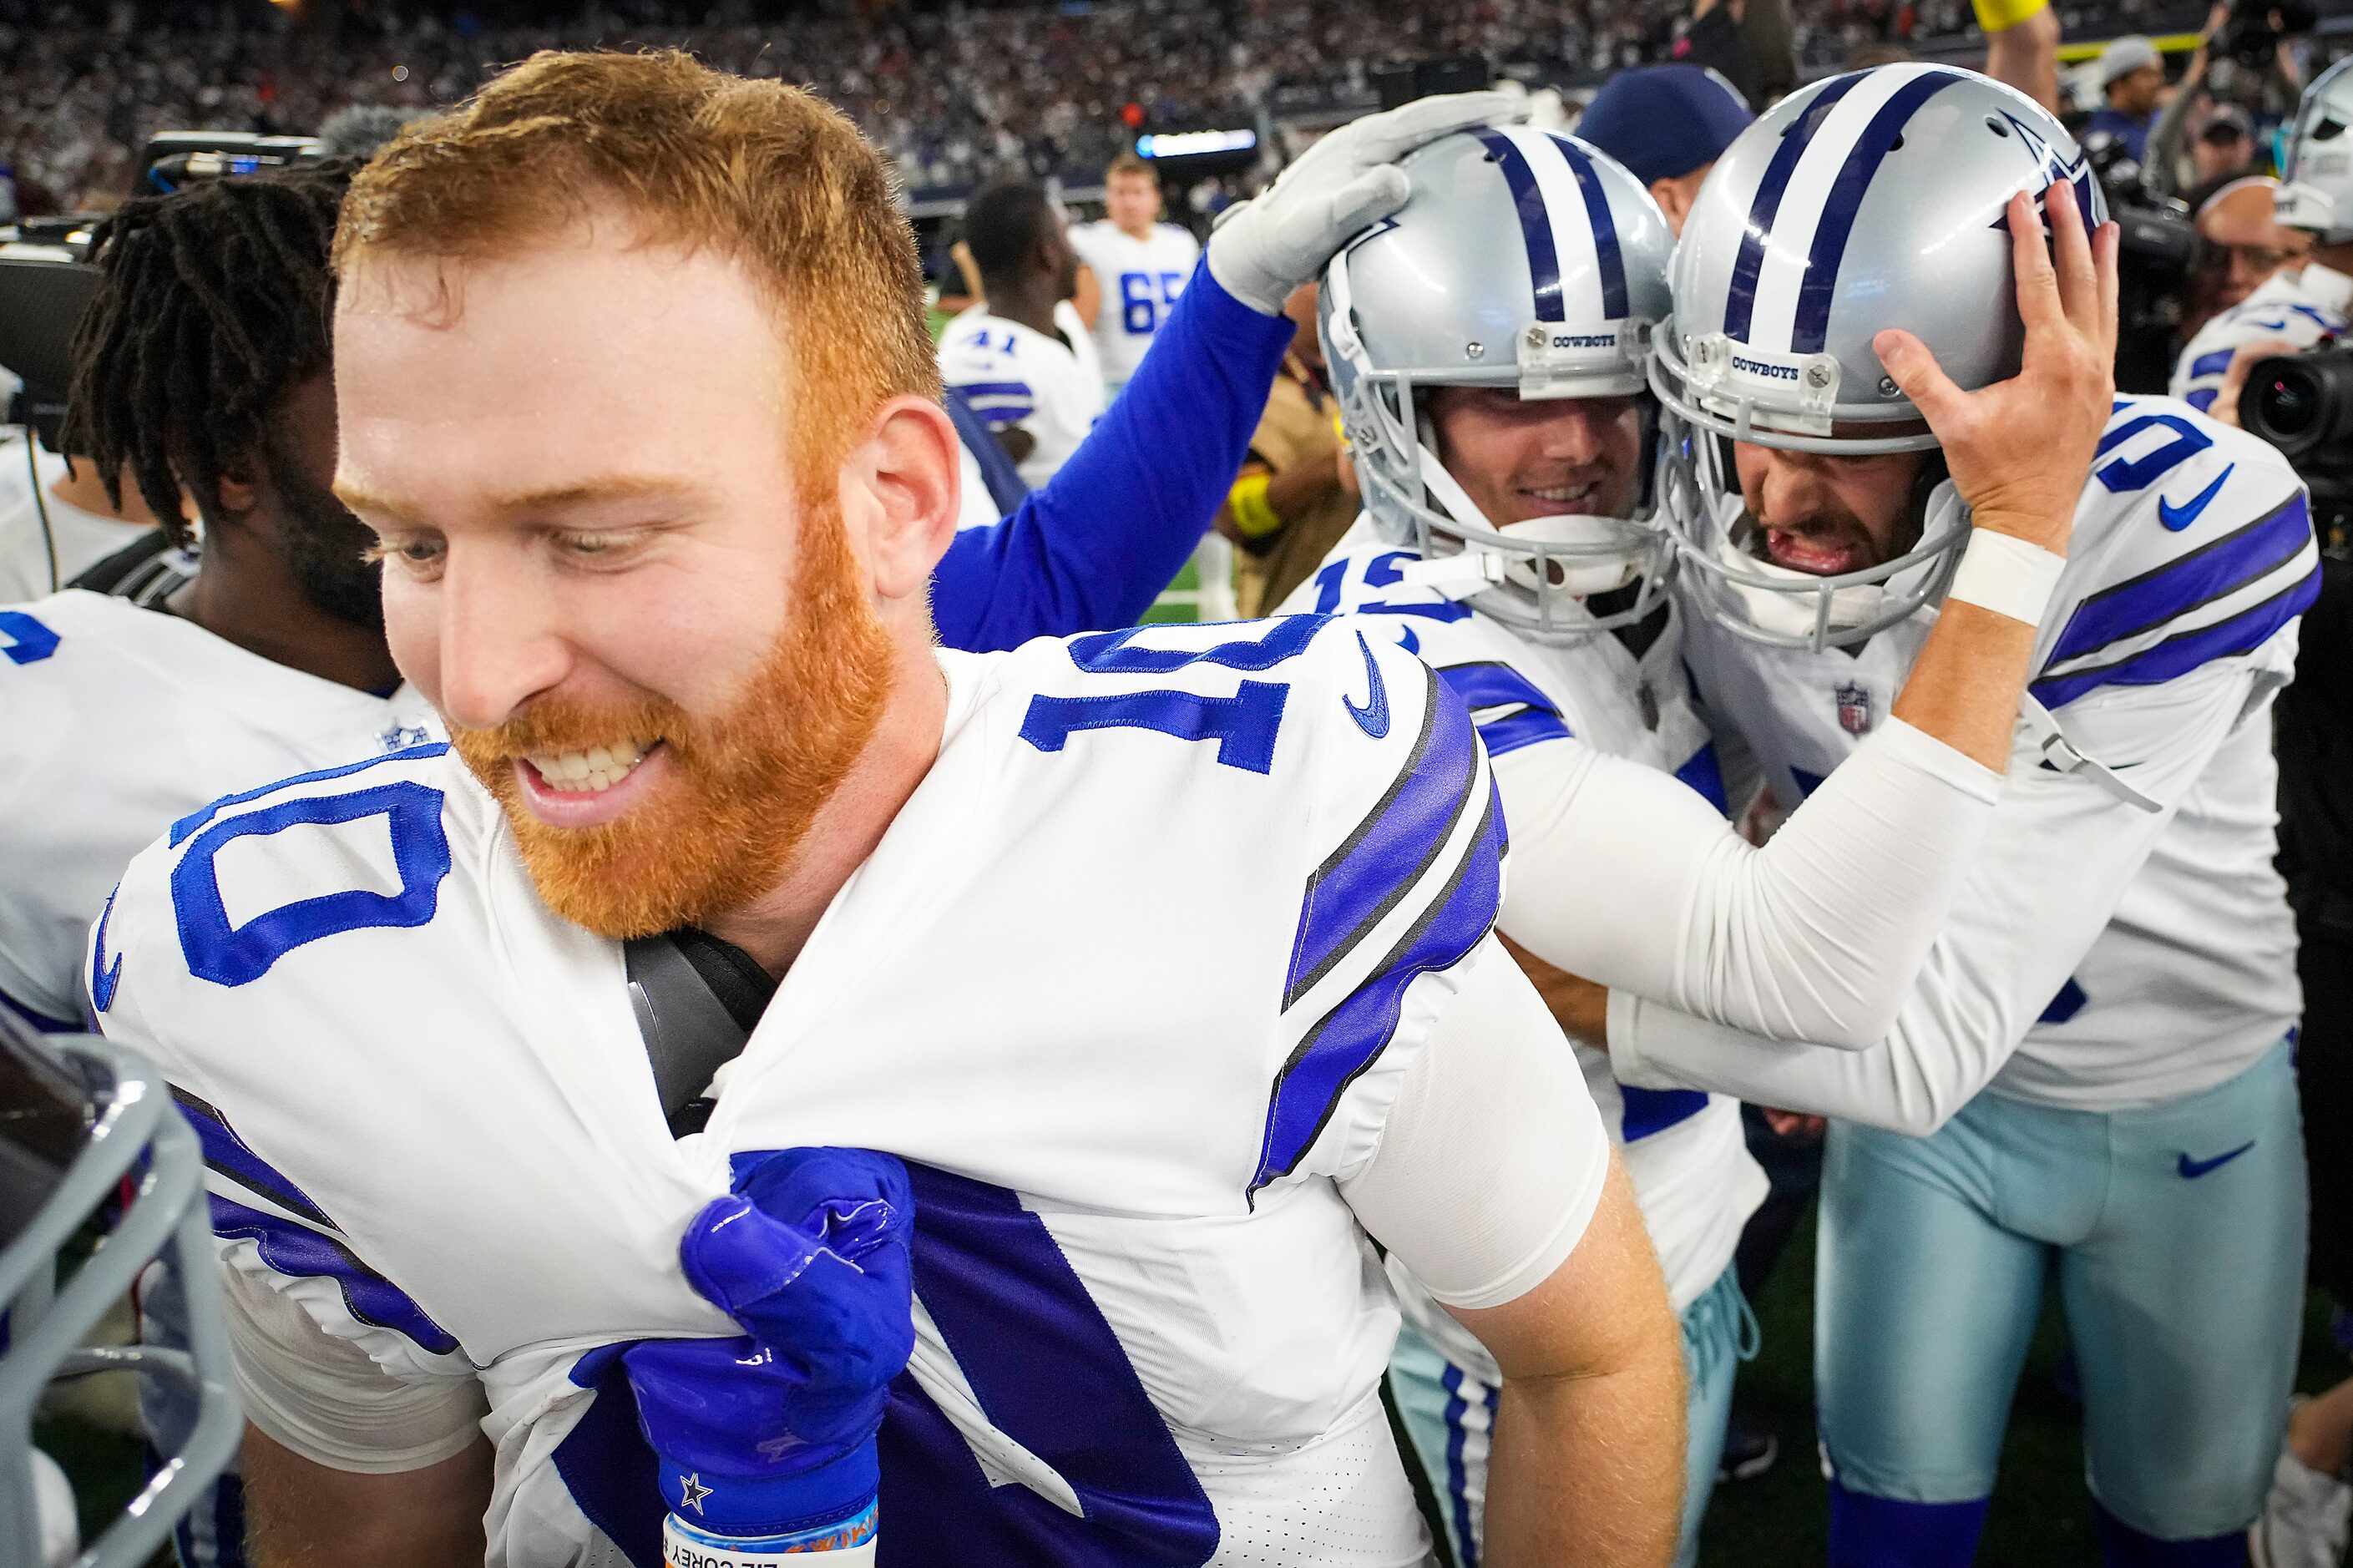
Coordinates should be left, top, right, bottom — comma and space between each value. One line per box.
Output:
1835, 682, 1874, 736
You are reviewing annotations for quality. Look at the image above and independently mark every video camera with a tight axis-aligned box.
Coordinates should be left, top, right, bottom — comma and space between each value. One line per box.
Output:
2080, 133, 2201, 394
2, 130, 322, 448
2242, 346, 2353, 550
2212, 0, 2320, 71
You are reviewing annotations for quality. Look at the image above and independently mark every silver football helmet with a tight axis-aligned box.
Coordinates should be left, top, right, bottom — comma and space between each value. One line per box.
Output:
2, 1017, 240, 1568
1652, 63, 2105, 650
2276, 58, 2353, 243
1321, 126, 1678, 641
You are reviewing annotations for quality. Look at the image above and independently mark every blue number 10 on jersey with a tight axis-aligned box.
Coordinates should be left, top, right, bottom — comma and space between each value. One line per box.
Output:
159, 750, 456, 990
1017, 617, 1327, 776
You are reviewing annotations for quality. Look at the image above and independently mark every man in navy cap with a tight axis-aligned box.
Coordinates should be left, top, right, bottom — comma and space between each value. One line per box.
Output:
1573, 65, 1755, 235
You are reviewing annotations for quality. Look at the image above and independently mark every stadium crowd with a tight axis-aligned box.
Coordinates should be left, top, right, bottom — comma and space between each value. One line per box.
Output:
2, 0, 2209, 213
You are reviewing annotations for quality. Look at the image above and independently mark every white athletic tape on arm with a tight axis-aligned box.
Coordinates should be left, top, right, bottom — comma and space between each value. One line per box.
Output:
1946, 528, 2067, 628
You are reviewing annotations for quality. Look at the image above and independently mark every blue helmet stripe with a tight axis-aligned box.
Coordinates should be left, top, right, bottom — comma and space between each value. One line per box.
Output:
1549, 134, 1628, 320
1723, 71, 1864, 344
1790, 68, 1965, 352
1474, 128, 1564, 321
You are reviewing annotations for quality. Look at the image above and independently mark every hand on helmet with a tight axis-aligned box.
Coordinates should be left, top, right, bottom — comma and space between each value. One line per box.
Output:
1206, 91, 1529, 317
1871, 183, 2119, 556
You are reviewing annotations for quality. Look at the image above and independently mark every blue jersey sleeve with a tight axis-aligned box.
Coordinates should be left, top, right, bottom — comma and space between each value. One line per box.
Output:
930, 263, 1293, 652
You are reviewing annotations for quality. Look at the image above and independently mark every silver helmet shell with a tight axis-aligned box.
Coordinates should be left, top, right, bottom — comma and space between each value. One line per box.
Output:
1321, 126, 1678, 642
1, 1017, 240, 1568
1652, 63, 2103, 650
2276, 57, 2353, 244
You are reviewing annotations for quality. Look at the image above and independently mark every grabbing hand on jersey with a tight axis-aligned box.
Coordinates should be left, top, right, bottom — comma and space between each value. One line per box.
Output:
623, 1148, 915, 1553
1872, 183, 2119, 555
1207, 90, 1529, 316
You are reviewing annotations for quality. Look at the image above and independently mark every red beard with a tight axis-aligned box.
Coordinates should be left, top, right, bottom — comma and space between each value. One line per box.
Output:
449, 498, 896, 939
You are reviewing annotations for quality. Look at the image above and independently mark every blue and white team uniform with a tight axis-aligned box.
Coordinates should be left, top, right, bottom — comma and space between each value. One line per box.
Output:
91, 620, 1616, 1567
1615, 399, 2316, 1554
937, 305, 1106, 490
2170, 264, 2350, 416
0, 586, 437, 1566
0, 589, 439, 1033
1069, 218, 1202, 396
1283, 529, 1768, 1568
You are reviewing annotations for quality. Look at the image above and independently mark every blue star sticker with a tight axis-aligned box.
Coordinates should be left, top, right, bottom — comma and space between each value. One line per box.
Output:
677, 1472, 713, 1515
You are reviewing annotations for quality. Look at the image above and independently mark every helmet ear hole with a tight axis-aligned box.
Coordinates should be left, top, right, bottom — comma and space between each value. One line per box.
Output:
1986, 115, 2012, 138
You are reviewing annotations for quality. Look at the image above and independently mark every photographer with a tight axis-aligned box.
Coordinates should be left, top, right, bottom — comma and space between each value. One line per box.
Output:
2170, 59, 2353, 424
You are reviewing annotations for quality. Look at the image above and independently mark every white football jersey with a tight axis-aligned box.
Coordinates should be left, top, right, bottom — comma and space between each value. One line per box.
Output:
94, 621, 1554, 1567
936, 307, 1106, 489
0, 589, 438, 1029
2170, 265, 2352, 417
0, 438, 154, 602
1276, 525, 1768, 1317
1677, 397, 2310, 1112
1068, 220, 1202, 388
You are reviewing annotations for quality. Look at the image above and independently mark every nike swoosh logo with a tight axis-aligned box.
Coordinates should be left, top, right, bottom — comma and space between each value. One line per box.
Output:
1344, 630, 1391, 739
2177, 1141, 2256, 1179
89, 887, 123, 1014
2158, 463, 2234, 531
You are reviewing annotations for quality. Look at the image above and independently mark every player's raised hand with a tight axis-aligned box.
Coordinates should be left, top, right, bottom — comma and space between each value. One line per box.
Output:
1206, 90, 1530, 316
1871, 183, 2119, 557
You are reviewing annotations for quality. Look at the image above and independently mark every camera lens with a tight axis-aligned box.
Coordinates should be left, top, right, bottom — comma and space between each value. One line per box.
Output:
2263, 367, 2321, 439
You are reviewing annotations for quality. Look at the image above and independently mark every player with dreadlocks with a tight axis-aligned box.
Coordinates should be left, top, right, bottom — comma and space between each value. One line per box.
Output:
59, 159, 392, 640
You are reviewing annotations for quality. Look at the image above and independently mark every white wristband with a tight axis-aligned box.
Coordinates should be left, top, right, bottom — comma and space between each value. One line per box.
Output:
1946, 528, 2067, 628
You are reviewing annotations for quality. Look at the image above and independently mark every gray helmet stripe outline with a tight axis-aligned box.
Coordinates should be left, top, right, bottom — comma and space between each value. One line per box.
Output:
1724, 72, 1865, 343
1470, 127, 1628, 324
1794, 68, 1967, 349
1724, 65, 1973, 356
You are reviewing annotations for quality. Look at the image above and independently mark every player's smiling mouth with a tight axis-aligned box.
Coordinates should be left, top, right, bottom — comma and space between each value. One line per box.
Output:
1516, 478, 1602, 515
522, 738, 661, 795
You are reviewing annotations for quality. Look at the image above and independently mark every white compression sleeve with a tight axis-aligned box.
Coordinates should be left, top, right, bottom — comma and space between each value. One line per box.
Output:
1339, 937, 1610, 1310
220, 1259, 488, 1474
1609, 661, 2264, 1133
1497, 717, 2001, 1050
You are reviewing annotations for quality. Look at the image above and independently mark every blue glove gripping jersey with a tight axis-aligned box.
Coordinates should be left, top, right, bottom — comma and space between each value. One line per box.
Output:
1278, 528, 1769, 1317
90, 617, 1511, 1567
1680, 397, 2314, 1109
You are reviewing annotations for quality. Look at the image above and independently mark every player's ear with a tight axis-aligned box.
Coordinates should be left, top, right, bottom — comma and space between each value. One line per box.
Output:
1647, 176, 1693, 233
842, 394, 959, 609
212, 459, 261, 521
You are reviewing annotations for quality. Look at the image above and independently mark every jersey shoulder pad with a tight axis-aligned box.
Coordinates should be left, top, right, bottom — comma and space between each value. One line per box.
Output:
93, 741, 477, 1021
2034, 399, 2315, 709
